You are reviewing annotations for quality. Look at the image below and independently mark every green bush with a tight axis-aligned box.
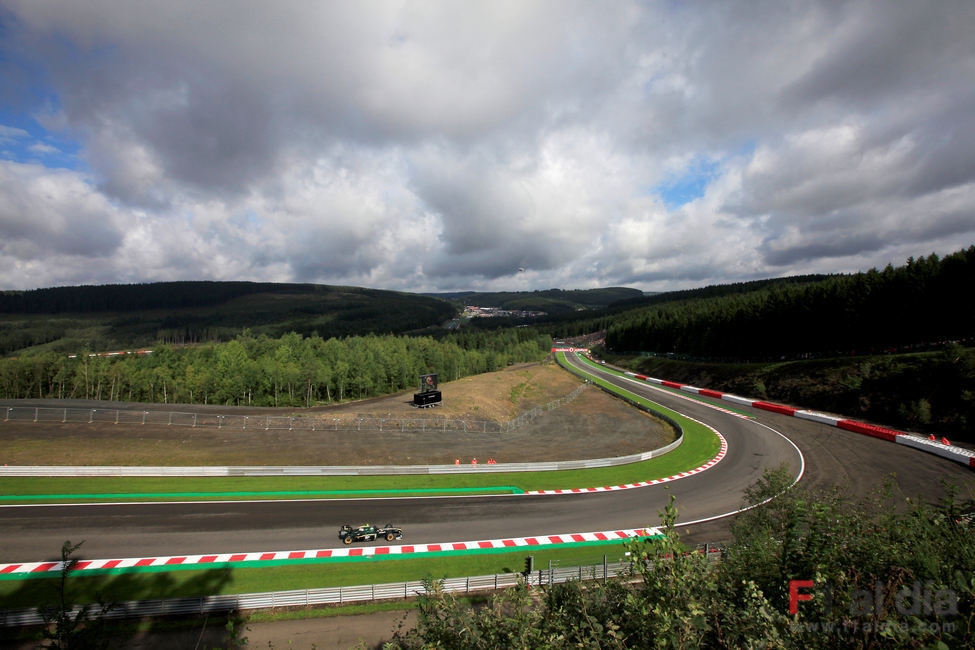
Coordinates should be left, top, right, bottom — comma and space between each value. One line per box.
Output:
389, 470, 974, 648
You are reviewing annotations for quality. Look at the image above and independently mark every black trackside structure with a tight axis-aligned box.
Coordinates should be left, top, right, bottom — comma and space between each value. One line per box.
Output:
413, 372, 442, 407
413, 390, 442, 406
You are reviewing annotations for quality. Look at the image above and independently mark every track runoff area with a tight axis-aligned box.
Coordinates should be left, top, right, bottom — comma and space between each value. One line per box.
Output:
0, 353, 743, 580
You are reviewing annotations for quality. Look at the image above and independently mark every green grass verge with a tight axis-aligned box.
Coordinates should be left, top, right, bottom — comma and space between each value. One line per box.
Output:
0, 424, 717, 503
0, 542, 637, 609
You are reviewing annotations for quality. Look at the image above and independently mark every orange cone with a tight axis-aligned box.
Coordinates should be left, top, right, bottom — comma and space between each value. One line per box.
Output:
454, 458, 459, 465
928, 434, 936, 441
942, 437, 951, 445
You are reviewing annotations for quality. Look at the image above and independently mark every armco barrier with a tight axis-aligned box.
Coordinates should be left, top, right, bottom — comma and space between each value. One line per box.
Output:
0, 437, 681, 477
597, 355, 975, 469
752, 402, 797, 417
0, 552, 722, 627
0, 568, 583, 627
837, 420, 899, 442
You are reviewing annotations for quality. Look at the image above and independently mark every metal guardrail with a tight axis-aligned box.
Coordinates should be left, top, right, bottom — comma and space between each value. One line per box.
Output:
0, 573, 525, 627
0, 558, 686, 627
0, 435, 683, 476
0, 551, 724, 627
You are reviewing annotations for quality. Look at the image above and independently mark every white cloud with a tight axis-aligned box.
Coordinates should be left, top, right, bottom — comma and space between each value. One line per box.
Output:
27, 141, 58, 155
0, 125, 30, 143
0, 0, 973, 292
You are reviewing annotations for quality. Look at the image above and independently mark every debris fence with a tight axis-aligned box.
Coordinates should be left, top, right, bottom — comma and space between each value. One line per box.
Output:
1, 384, 587, 435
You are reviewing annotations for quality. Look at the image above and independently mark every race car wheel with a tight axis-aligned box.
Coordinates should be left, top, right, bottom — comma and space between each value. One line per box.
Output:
386, 532, 395, 541
343, 536, 352, 544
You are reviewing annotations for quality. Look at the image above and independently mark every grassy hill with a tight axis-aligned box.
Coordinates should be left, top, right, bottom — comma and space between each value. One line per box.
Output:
0, 282, 457, 356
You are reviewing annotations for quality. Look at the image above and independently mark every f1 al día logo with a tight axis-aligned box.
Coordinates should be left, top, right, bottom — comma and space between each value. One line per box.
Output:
790, 579, 959, 617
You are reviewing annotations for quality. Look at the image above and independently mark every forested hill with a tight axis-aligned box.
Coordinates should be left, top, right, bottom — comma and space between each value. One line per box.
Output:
606, 274, 830, 310
427, 287, 644, 314
0, 282, 458, 356
0, 281, 429, 314
606, 246, 975, 359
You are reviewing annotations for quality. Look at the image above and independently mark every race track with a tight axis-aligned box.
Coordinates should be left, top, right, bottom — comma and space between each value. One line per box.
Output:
1, 353, 971, 564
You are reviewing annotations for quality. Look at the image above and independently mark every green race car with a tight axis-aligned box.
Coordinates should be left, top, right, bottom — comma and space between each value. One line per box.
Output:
339, 523, 404, 544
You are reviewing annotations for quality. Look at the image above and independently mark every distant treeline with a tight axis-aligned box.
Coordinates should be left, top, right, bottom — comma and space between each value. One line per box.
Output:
0, 282, 458, 356
0, 329, 551, 407
486, 276, 828, 339
606, 247, 975, 359
0, 281, 286, 313
605, 274, 830, 310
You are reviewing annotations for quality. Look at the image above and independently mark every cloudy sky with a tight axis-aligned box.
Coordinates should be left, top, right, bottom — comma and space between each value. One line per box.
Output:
1, 1, 973, 294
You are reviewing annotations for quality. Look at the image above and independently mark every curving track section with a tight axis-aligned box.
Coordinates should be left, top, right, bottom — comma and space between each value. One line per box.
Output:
0, 353, 971, 567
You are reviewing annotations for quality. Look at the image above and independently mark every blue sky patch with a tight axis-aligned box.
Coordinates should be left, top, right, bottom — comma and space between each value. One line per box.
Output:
654, 156, 722, 209
0, 109, 81, 170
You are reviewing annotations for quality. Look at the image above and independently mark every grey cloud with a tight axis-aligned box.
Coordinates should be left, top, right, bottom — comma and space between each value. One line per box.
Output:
414, 170, 528, 255
897, 98, 975, 199
6, 1, 630, 201
1, 1, 975, 292
781, 2, 975, 112
0, 162, 124, 258
288, 227, 387, 280
760, 231, 885, 267
619, 264, 728, 287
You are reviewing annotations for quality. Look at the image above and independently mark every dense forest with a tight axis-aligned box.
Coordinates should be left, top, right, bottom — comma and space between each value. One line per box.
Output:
0, 281, 277, 313
606, 247, 975, 360
474, 276, 828, 339
0, 329, 551, 406
0, 282, 457, 356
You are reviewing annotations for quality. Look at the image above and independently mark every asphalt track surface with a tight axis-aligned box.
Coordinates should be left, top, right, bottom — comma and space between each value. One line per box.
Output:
1, 353, 972, 564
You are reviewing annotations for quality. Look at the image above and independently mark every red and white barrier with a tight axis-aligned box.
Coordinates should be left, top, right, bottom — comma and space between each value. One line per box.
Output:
621, 371, 974, 468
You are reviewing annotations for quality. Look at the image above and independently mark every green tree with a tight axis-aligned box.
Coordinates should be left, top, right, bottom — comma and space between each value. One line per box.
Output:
39, 540, 113, 649
390, 473, 974, 649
